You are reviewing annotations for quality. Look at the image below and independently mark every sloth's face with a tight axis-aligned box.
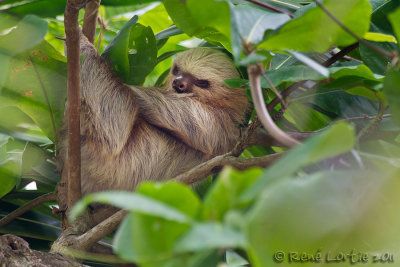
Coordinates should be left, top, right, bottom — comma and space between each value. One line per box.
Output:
170, 64, 210, 94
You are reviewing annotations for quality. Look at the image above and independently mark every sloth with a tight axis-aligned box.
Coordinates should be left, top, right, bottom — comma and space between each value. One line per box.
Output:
57, 33, 249, 195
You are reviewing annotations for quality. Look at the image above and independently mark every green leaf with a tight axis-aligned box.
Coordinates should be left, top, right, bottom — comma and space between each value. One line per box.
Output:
69, 190, 191, 223
383, 69, 400, 127
113, 182, 200, 263
155, 26, 184, 40
0, 134, 20, 198
388, 7, 400, 50
363, 32, 398, 43
1, 41, 67, 141
0, 15, 48, 56
20, 142, 58, 189
202, 167, 262, 221
230, 4, 290, 61
239, 121, 355, 203
294, 88, 379, 119
286, 50, 329, 77
164, 0, 231, 49
259, 0, 372, 52
245, 169, 400, 266
285, 102, 331, 131
102, 15, 139, 82
127, 24, 157, 85
1, 0, 66, 18
173, 222, 247, 253
102, 17, 157, 85
329, 63, 383, 81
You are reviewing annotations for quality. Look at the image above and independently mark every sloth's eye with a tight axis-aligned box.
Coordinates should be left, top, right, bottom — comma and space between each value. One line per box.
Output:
172, 65, 179, 75
195, 79, 210, 89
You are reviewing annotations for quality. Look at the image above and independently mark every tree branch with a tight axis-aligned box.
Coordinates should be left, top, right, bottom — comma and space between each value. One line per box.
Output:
65, 0, 83, 208
232, 118, 262, 157
0, 192, 56, 228
248, 64, 300, 147
173, 152, 283, 185
246, 0, 295, 18
78, 210, 127, 251
82, 0, 100, 44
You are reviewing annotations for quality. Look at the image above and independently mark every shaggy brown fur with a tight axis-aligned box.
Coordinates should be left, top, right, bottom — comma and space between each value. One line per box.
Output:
57, 34, 249, 195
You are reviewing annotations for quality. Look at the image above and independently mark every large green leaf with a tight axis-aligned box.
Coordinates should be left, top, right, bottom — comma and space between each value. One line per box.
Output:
239, 122, 355, 203
70, 189, 192, 223
293, 88, 379, 119
0, 15, 48, 56
102, 17, 157, 85
245, 169, 400, 267
230, 4, 290, 62
360, 0, 400, 74
113, 183, 200, 263
285, 102, 331, 131
0, 15, 48, 87
1, 41, 67, 141
127, 24, 157, 85
201, 167, 262, 221
164, 0, 231, 49
259, 0, 372, 52
102, 16, 139, 83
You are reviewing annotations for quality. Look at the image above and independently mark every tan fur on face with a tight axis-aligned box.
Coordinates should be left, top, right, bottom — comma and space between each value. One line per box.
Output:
57, 36, 249, 195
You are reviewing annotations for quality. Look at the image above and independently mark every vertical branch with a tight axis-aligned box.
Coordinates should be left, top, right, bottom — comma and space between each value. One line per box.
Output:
247, 64, 300, 147
64, 0, 83, 209
82, 0, 101, 44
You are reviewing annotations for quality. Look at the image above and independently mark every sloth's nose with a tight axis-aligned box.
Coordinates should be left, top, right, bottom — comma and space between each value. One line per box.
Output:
173, 74, 193, 93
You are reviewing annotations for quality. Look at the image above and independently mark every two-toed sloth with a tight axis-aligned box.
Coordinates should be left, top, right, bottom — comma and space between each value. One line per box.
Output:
58, 33, 249, 195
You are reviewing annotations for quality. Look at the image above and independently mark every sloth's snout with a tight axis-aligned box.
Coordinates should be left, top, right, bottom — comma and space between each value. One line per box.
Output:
173, 73, 194, 93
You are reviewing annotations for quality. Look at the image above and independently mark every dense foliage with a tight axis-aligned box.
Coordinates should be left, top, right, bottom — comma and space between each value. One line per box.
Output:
1, 0, 400, 266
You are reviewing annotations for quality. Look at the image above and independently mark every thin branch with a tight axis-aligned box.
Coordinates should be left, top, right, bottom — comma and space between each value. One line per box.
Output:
260, 65, 286, 107
173, 152, 282, 185
356, 102, 388, 140
65, 0, 83, 208
347, 113, 391, 121
314, 0, 395, 60
248, 64, 300, 147
322, 43, 359, 67
78, 210, 127, 251
0, 192, 56, 228
246, 0, 295, 18
82, 0, 100, 44
231, 117, 262, 157
96, 16, 106, 51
